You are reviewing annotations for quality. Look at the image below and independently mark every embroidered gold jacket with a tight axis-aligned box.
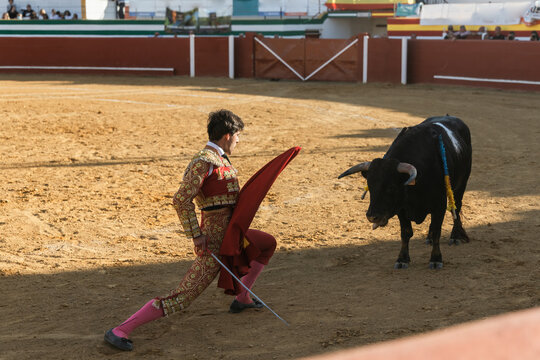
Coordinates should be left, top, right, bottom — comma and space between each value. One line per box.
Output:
172, 149, 239, 238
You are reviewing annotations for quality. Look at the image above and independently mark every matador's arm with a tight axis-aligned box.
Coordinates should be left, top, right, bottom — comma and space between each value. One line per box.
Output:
172, 159, 209, 238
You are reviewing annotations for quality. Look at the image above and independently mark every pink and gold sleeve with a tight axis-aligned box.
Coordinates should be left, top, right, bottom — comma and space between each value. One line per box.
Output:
172, 160, 209, 239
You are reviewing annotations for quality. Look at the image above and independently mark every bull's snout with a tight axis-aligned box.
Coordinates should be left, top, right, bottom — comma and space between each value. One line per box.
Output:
366, 215, 378, 223
366, 213, 388, 230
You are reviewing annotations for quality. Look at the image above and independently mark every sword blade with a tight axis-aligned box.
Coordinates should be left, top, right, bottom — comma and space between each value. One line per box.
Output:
209, 251, 289, 327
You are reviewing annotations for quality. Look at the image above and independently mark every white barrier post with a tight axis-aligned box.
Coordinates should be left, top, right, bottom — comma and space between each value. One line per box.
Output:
401, 37, 408, 85
229, 35, 234, 79
190, 33, 195, 78
362, 35, 368, 84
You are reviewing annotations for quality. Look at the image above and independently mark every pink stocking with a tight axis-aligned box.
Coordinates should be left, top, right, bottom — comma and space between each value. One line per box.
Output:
236, 261, 265, 304
112, 299, 164, 338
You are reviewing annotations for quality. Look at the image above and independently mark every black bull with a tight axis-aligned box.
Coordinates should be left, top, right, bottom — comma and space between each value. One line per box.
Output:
338, 116, 472, 269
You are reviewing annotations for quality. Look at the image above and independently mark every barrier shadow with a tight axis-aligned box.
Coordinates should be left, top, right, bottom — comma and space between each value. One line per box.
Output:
0, 154, 192, 170
333, 128, 402, 140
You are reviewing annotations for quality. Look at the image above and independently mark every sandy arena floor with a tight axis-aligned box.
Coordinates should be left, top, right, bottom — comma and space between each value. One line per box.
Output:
0, 74, 539, 359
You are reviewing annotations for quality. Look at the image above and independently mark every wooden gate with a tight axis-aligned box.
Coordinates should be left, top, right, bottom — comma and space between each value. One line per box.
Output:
254, 36, 361, 82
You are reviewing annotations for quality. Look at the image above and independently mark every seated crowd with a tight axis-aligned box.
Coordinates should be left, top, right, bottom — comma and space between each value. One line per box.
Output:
442, 25, 539, 41
2, 1, 78, 20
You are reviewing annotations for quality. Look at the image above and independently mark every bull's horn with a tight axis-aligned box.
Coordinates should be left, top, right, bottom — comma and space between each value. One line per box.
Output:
338, 161, 371, 179
397, 162, 417, 185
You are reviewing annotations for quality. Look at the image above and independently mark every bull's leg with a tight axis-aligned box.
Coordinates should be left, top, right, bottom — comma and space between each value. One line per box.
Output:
395, 212, 413, 269
449, 185, 469, 245
425, 222, 435, 245
428, 211, 444, 269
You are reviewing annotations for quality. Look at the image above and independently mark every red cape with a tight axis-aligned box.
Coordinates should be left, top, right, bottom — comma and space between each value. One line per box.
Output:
217, 146, 301, 295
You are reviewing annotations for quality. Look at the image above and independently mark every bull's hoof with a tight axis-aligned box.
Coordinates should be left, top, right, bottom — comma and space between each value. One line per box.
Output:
450, 227, 470, 245
429, 261, 443, 269
449, 236, 470, 245
449, 237, 469, 246
394, 262, 409, 269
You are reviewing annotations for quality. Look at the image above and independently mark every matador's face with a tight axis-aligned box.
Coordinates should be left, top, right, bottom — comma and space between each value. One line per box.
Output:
223, 132, 240, 155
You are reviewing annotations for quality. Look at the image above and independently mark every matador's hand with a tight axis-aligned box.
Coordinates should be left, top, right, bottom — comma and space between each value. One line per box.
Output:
193, 234, 208, 255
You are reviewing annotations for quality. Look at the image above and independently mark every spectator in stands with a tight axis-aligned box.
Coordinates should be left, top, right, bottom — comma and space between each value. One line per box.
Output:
6, 0, 15, 12
21, 4, 34, 19
530, 31, 539, 41
72, 13, 78, 20
63, 10, 71, 19
506, 31, 516, 40
443, 25, 456, 40
50, 9, 62, 19
116, 1, 125, 19
39, 8, 48, 19
456, 25, 471, 39
2, 12, 9, 20
6, 0, 18, 19
476, 26, 489, 40
21, 4, 30, 18
490, 26, 505, 40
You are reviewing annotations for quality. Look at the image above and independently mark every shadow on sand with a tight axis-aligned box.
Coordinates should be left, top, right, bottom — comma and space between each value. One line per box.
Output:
1, 209, 538, 360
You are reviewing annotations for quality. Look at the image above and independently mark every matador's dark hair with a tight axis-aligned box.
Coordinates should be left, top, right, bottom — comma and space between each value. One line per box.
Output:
207, 109, 244, 141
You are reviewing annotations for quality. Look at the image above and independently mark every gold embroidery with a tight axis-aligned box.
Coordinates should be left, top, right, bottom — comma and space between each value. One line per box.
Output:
197, 193, 237, 209
160, 209, 230, 316
173, 157, 210, 238
222, 168, 238, 180
227, 181, 240, 193
173, 149, 239, 238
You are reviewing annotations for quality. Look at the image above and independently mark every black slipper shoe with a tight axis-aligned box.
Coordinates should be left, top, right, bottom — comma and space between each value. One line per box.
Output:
104, 328, 133, 351
229, 298, 264, 313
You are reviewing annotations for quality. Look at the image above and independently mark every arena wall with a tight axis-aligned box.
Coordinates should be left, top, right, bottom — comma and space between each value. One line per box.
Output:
366, 38, 402, 84
408, 39, 540, 91
0, 35, 539, 91
0, 37, 190, 76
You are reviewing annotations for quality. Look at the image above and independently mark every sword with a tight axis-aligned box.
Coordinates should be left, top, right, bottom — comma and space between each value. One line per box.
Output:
208, 251, 289, 327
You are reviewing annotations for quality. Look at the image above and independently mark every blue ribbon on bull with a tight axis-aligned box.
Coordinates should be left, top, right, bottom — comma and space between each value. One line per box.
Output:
438, 134, 457, 219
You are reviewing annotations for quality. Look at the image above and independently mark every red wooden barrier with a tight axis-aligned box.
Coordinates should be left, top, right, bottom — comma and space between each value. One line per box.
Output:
235, 33, 256, 79
367, 38, 402, 84
0, 35, 538, 91
194, 37, 229, 77
305, 37, 358, 82
408, 39, 540, 91
0, 37, 190, 76
253, 35, 361, 82
254, 37, 305, 80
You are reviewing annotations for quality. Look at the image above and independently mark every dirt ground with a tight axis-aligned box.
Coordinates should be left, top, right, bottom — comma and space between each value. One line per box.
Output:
0, 74, 538, 359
